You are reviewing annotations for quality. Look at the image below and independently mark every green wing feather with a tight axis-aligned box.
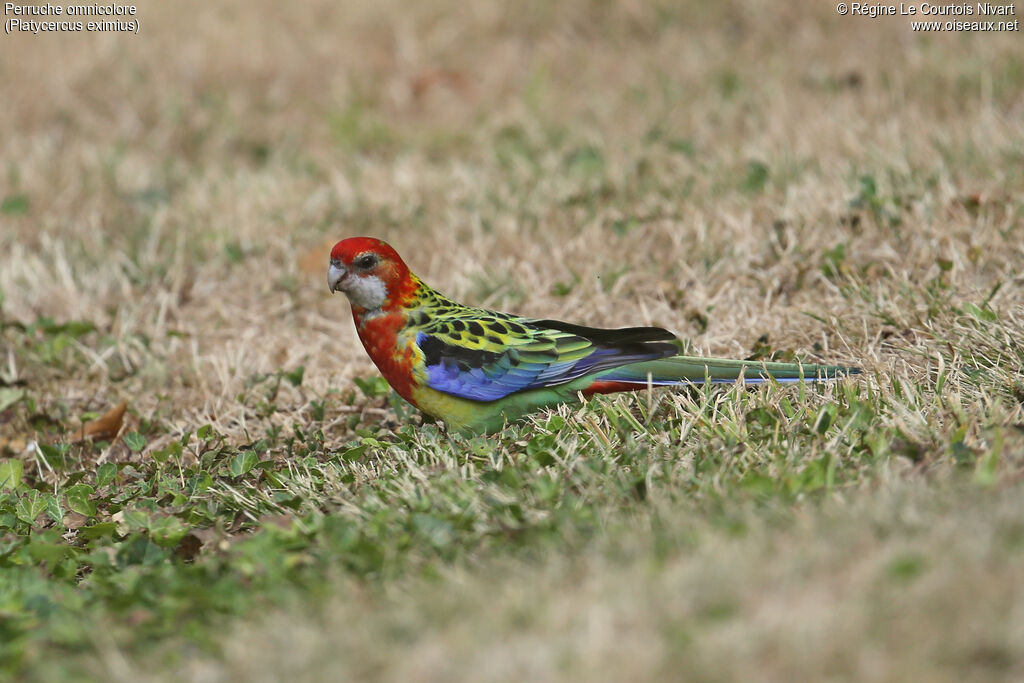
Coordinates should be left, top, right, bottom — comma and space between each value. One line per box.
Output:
406, 293, 677, 401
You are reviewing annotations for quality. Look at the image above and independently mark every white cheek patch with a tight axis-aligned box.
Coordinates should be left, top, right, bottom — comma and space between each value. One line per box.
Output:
343, 275, 388, 310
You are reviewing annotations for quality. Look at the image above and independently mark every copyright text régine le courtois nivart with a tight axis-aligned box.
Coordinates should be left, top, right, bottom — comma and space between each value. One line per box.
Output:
840, 3, 1016, 18
4, 3, 139, 35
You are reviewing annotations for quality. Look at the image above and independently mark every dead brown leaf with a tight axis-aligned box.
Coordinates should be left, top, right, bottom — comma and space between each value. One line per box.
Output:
410, 68, 471, 102
175, 533, 204, 562
957, 192, 985, 210
71, 401, 127, 443
63, 512, 89, 529
0, 435, 27, 455
299, 238, 337, 276
259, 514, 294, 531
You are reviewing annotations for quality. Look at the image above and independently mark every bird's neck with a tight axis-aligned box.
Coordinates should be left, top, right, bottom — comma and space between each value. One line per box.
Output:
349, 273, 428, 402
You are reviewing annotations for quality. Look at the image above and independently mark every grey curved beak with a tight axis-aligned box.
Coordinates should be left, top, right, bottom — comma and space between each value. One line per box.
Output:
328, 262, 347, 293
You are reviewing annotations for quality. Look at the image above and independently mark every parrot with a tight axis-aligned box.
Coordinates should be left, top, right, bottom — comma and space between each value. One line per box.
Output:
327, 237, 860, 435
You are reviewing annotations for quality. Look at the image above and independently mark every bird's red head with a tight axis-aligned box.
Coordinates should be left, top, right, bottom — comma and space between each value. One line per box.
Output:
328, 237, 414, 312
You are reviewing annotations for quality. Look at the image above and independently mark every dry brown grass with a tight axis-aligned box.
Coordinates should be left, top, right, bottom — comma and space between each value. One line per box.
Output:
2, 0, 1023, 679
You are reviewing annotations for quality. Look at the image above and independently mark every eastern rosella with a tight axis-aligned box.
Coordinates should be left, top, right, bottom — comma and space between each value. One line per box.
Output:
327, 237, 859, 434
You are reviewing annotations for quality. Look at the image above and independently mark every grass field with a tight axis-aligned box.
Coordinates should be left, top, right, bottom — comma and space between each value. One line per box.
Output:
1, 0, 1023, 679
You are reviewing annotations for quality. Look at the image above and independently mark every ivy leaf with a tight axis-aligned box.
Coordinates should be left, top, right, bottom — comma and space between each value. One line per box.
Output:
229, 450, 259, 477
0, 459, 23, 490
95, 462, 118, 488
16, 490, 46, 524
66, 484, 98, 518
124, 431, 147, 453
0, 388, 24, 413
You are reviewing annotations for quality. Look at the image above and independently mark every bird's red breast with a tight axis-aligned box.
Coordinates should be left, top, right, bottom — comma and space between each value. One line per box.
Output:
352, 307, 419, 402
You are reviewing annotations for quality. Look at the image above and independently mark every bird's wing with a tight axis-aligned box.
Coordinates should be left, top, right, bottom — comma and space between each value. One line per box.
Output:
411, 308, 678, 402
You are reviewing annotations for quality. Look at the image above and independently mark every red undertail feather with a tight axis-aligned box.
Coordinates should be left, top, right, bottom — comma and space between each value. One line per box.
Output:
581, 380, 650, 397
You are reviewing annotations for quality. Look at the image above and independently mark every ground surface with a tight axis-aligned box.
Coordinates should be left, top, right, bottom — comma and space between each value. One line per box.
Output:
1, 0, 1023, 679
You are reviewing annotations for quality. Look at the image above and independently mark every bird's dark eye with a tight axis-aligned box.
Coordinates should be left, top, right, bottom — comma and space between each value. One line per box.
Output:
354, 254, 378, 269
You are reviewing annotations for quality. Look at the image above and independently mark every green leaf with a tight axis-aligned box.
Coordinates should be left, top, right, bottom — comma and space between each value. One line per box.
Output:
224, 241, 245, 264
37, 442, 71, 470
822, 243, 847, 279
0, 459, 23, 490
813, 404, 837, 435
886, 553, 926, 582
121, 509, 151, 531
284, 365, 305, 387
950, 426, 973, 465
27, 537, 72, 565
151, 442, 174, 464
0, 193, 30, 215
741, 160, 770, 194
16, 490, 46, 524
353, 376, 389, 399
148, 515, 188, 548
64, 320, 96, 337
95, 462, 118, 488
667, 138, 696, 156
545, 415, 565, 431
0, 387, 24, 413
44, 494, 63, 523
740, 472, 776, 497
962, 302, 997, 322
850, 174, 879, 208
0, 512, 17, 529
186, 471, 213, 494
610, 218, 638, 237
339, 443, 368, 462
79, 521, 118, 540
66, 484, 97, 517
229, 450, 259, 477
124, 431, 147, 453
564, 145, 605, 176
973, 428, 1003, 487
411, 513, 454, 548
36, 318, 95, 337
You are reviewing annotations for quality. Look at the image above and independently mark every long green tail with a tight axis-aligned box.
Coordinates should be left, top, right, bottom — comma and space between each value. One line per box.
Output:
597, 355, 860, 385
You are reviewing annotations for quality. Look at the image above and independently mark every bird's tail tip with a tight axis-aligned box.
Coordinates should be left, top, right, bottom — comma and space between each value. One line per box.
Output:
598, 355, 863, 385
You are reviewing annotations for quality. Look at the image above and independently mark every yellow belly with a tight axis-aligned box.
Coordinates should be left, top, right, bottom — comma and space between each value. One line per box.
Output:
407, 382, 582, 434
409, 384, 502, 433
